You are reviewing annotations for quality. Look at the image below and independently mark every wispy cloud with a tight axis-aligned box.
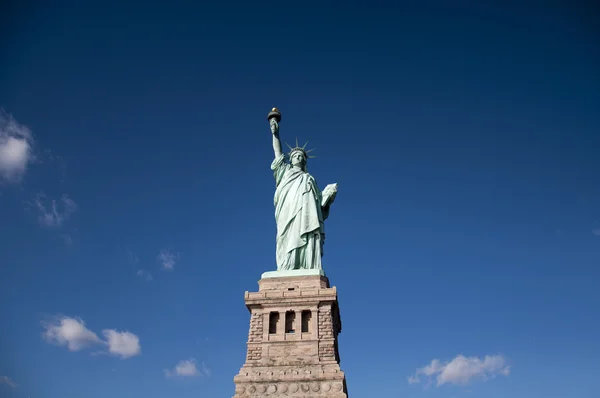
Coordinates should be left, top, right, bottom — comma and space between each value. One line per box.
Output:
0, 376, 17, 389
41, 316, 101, 351
41, 315, 141, 359
409, 354, 510, 387
41, 148, 67, 182
102, 329, 141, 359
61, 233, 74, 246
593, 228, 600, 237
164, 358, 210, 378
136, 269, 153, 281
31, 193, 77, 227
0, 110, 33, 183
126, 249, 139, 264
158, 249, 179, 270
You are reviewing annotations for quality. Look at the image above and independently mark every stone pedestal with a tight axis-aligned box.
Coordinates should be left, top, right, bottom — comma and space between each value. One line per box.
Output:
232, 273, 348, 397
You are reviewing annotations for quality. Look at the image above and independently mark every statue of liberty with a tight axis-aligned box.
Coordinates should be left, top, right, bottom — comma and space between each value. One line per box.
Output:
268, 108, 338, 271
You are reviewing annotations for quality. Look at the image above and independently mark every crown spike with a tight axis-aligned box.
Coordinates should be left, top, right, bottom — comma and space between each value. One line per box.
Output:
286, 138, 317, 160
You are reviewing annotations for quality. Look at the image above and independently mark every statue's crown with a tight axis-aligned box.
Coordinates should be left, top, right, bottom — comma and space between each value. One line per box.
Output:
286, 138, 316, 159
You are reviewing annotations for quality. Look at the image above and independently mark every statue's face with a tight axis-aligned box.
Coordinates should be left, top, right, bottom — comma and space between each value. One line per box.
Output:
290, 151, 306, 169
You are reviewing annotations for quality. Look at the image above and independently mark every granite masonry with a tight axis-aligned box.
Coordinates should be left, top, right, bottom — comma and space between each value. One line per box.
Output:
232, 273, 348, 397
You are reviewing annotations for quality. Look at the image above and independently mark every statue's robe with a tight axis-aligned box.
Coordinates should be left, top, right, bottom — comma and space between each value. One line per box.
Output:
271, 154, 325, 270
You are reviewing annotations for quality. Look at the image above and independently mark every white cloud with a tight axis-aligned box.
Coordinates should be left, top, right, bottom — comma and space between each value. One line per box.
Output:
164, 358, 210, 378
32, 193, 77, 227
0, 110, 33, 183
42, 316, 101, 351
593, 228, 600, 237
409, 354, 510, 387
158, 249, 179, 270
42, 315, 141, 360
407, 375, 420, 384
136, 269, 153, 281
0, 376, 17, 388
102, 329, 141, 359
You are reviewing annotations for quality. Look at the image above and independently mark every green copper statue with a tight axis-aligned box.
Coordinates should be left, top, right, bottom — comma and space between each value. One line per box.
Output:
268, 108, 338, 271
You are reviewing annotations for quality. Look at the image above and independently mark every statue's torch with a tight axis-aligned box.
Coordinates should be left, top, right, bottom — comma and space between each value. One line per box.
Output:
268, 107, 281, 135
267, 107, 281, 122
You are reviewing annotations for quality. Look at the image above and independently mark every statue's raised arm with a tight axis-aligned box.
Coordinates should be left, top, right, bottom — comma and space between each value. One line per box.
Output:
267, 107, 338, 273
268, 108, 283, 159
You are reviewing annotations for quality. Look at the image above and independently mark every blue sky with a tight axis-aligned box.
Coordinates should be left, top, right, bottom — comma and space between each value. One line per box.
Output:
1, 1, 599, 397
